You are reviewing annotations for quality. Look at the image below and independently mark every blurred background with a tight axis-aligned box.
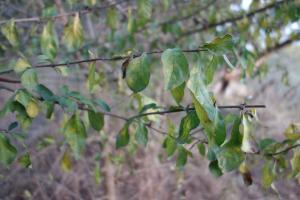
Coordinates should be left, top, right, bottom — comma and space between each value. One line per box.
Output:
0, 0, 300, 199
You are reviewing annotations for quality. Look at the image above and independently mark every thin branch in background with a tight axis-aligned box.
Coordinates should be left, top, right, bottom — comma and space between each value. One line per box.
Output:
265, 144, 300, 156
0, 76, 21, 84
180, 0, 292, 37
0, 0, 128, 25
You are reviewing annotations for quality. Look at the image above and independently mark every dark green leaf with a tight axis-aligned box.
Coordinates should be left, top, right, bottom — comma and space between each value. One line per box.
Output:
35, 84, 54, 101
177, 111, 199, 144
116, 124, 130, 149
88, 111, 104, 131
209, 160, 223, 177
0, 134, 17, 165
197, 143, 206, 156
125, 53, 151, 93
8, 121, 18, 131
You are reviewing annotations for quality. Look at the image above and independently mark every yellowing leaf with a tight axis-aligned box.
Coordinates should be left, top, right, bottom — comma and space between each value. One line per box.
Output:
14, 58, 31, 73
1, 20, 19, 48
41, 21, 58, 61
26, 100, 39, 118
63, 13, 84, 51
60, 150, 72, 172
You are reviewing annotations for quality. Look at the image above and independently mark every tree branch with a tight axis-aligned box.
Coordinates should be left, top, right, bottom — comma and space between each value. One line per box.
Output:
0, 49, 206, 75
265, 144, 300, 156
0, 76, 21, 83
0, 0, 128, 25
180, 0, 292, 38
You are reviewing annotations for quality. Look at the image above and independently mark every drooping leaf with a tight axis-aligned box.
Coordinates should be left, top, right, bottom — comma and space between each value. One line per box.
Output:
41, 21, 58, 61
171, 82, 185, 104
177, 111, 199, 143
116, 124, 130, 149
135, 122, 148, 146
262, 160, 274, 188
161, 48, 189, 90
88, 110, 104, 131
241, 114, 259, 154
0, 134, 17, 166
125, 53, 151, 93
63, 13, 84, 51
163, 136, 177, 157
63, 114, 87, 158
1, 20, 19, 48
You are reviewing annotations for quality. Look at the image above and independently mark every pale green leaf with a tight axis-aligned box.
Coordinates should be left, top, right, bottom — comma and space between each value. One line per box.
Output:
63, 13, 84, 51
21, 69, 39, 90
135, 122, 148, 146
161, 48, 189, 90
41, 21, 58, 61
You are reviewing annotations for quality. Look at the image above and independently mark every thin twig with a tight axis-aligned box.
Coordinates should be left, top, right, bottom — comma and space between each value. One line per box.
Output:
180, 0, 292, 37
0, 49, 207, 75
0, 1, 128, 25
265, 144, 300, 156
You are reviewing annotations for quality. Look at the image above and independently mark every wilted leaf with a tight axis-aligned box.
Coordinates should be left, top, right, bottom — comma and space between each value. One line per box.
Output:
1, 20, 19, 48
63, 13, 84, 51
41, 21, 58, 61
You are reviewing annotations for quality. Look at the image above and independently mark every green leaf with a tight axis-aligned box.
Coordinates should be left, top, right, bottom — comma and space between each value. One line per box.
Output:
202, 34, 234, 55
88, 111, 104, 131
216, 147, 245, 172
116, 124, 130, 149
8, 121, 18, 131
41, 21, 58, 61
94, 98, 111, 112
177, 111, 199, 144
290, 149, 300, 177
94, 163, 102, 185
25, 100, 39, 118
176, 146, 189, 169
171, 82, 185, 104
14, 58, 31, 73
161, 48, 189, 90
87, 61, 96, 92
137, 0, 152, 22
204, 56, 219, 85
15, 89, 31, 107
106, 8, 118, 30
226, 116, 242, 147
127, 8, 137, 35
163, 136, 177, 157
135, 122, 148, 146
188, 66, 226, 146
63, 114, 87, 158
1, 20, 19, 48
197, 142, 206, 156
18, 153, 31, 168
125, 53, 151, 93
35, 84, 55, 101
21, 69, 39, 90
262, 160, 274, 188
209, 160, 223, 177
63, 13, 84, 51
0, 134, 17, 165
